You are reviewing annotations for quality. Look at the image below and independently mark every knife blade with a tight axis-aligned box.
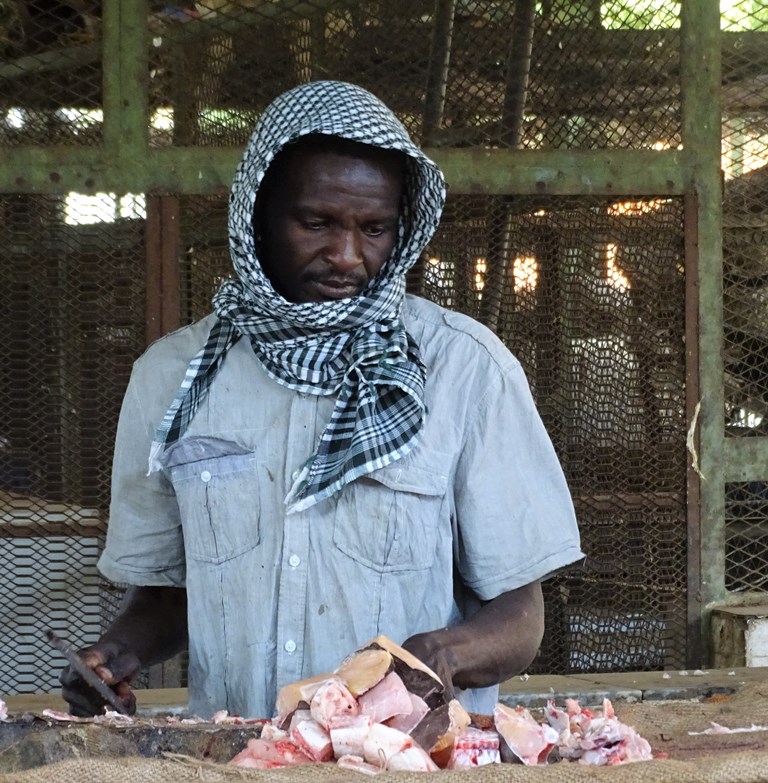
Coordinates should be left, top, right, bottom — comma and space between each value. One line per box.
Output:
45, 629, 129, 715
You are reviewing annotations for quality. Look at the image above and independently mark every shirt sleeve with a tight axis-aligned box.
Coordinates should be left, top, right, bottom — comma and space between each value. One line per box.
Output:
453, 356, 584, 601
98, 364, 186, 587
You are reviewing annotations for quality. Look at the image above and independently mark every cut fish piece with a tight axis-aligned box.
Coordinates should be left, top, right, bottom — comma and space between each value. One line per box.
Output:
288, 709, 312, 734
360, 636, 444, 706
330, 714, 374, 758
362, 722, 414, 765
291, 718, 334, 762
274, 672, 332, 727
386, 745, 439, 772
335, 648, 394, 697
411, 698, 471, 759
447, 727, 500, 768
385, 692, 430, 734
358, 671, 413, 724
310, 677, 360, 729
336, 754, 382, 775
260, 723, 289, 742
228, 737, 313, 768
495, 703, 558, 765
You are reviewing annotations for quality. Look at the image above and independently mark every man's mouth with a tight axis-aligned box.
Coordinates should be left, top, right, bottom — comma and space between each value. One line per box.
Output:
310, 278, 365, 300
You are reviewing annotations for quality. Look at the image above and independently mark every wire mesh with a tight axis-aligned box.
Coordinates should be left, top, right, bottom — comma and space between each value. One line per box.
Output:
0, 1, 102, 145
175, 192, 688, 675
720, 2, 768, 599
143, 0, 681, 149
0, 193, 145, 693
0, 0, 748, 694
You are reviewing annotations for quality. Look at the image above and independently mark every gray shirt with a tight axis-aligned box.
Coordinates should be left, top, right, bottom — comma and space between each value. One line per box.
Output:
99, 295, 584, 719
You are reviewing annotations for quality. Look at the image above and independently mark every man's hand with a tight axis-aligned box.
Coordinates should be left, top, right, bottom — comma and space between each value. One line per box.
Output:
60, 585, 188, 716
60, 641, 140, 716
402, 581, 544, 692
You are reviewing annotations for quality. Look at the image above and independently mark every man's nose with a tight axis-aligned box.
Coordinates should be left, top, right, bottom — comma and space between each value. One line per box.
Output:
327, 229, 363, 269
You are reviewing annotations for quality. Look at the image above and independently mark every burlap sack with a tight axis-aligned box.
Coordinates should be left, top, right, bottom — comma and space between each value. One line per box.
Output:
2, 751, 768, 783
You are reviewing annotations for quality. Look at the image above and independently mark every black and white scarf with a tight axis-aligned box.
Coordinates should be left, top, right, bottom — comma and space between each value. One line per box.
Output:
149, 81, 446, 513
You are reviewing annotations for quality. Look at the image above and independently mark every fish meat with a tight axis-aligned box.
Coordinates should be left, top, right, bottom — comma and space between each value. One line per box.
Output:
330, 714, 374, 758
229, 737, 313, 768
358, 671, 413, 724
447, 727, 500, 768
362, 722, 414, 765
544, 698, 653, 766
310, 677, 360, 729
386, 745, 439, 771
336, 754, 382, 775
495, 703, 559, 765
291, 717, 334, 762
384, 692, 430, 734
229, 637, 653, 772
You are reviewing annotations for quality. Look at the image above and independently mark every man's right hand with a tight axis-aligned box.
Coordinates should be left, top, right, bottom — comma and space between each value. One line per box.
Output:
59, 585, 188, 716
59, 640, 140, 717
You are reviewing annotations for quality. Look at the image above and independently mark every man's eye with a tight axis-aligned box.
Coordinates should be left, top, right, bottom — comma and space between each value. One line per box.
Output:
303, 221, 326, 230
364, 225, 387, 237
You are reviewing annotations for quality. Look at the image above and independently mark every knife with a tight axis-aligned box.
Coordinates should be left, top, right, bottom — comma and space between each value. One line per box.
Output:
45, 629, 129, 715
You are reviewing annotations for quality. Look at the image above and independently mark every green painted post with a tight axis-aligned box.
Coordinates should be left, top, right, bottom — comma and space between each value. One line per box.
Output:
681, 0, 725, 665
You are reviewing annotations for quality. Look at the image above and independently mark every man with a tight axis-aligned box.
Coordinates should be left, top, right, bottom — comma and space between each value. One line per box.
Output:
61, 81, 583, 720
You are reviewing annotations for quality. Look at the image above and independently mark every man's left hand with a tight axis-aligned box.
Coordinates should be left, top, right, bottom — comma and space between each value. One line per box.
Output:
401, 581, 544, 692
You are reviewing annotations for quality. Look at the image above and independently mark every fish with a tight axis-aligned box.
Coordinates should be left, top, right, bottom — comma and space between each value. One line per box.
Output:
229, 638, 653, 771
494, 703, 559, 765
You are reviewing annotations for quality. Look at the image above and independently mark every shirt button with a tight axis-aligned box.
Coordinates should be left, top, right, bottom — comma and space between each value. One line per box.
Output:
284, 640, 297, 653
288, 554, 301, 568
200, 470, 212, 482
291, 470, 300, 481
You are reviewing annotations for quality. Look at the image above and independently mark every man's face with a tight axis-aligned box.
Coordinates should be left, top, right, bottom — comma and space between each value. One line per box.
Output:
258, 146, 404, 303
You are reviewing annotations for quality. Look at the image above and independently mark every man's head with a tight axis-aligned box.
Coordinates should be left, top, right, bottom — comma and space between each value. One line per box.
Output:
226, 81, 445, 314
254, 135, 406, 303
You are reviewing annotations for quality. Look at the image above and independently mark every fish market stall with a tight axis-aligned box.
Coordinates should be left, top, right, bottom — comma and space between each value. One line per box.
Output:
2, 647, 768, 782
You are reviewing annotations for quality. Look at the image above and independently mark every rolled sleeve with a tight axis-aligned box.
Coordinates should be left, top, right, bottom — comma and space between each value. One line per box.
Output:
454, 358, 584, 601
98, 368, 186, 587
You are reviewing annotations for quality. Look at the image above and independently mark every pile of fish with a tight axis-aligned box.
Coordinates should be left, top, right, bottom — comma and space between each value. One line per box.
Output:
229, 636, 653, 772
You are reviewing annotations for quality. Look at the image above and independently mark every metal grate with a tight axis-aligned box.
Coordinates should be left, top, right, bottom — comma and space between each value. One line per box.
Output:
0, 0, 723, 693
722, 5, 768, 437
725, 481, 768, 593
0, 1, 102, 145
0, 193, 145, 693
143, 0, 681, 149
720, 2, 768, 599
176, 193, 688, 674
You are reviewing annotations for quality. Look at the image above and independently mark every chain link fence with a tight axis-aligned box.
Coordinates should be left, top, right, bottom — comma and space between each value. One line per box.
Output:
0, 0, 763, 698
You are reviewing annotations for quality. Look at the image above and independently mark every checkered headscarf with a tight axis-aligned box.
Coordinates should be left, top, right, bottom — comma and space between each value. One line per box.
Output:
148, 81, 446, 512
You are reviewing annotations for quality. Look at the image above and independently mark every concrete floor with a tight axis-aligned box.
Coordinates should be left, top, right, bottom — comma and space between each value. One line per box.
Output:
5, 667, 767, 717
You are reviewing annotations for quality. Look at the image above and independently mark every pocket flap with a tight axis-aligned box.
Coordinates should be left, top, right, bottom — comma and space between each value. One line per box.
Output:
366, 464, 449, 496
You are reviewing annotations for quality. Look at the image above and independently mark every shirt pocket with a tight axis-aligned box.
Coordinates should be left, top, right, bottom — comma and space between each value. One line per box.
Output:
168, 451, 263, 565
332, 460, 450, 572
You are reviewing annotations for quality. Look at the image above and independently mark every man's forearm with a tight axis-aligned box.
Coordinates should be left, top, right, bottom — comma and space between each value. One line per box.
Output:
102, 586, 189, 667
403, 582, 545, 691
